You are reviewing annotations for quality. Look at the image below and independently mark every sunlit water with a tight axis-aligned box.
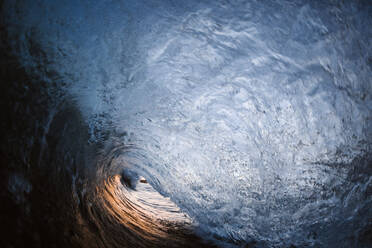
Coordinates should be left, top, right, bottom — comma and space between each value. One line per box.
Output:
2, 0, 371, 247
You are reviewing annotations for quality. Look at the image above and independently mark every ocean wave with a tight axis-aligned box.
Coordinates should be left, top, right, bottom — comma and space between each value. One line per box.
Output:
1, 0, 371, 247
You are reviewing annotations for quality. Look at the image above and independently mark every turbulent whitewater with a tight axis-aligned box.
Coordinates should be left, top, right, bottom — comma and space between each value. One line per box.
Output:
1, 0, 371, 247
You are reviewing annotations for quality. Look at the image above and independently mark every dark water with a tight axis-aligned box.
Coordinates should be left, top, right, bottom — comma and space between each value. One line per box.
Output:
1, 1, 372, 248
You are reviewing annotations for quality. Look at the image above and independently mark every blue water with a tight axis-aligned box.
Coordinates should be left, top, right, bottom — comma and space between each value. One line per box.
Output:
3, 0, 372, 247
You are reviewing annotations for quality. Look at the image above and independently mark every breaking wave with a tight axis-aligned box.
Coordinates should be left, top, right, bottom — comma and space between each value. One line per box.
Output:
1, 0, 371, 247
